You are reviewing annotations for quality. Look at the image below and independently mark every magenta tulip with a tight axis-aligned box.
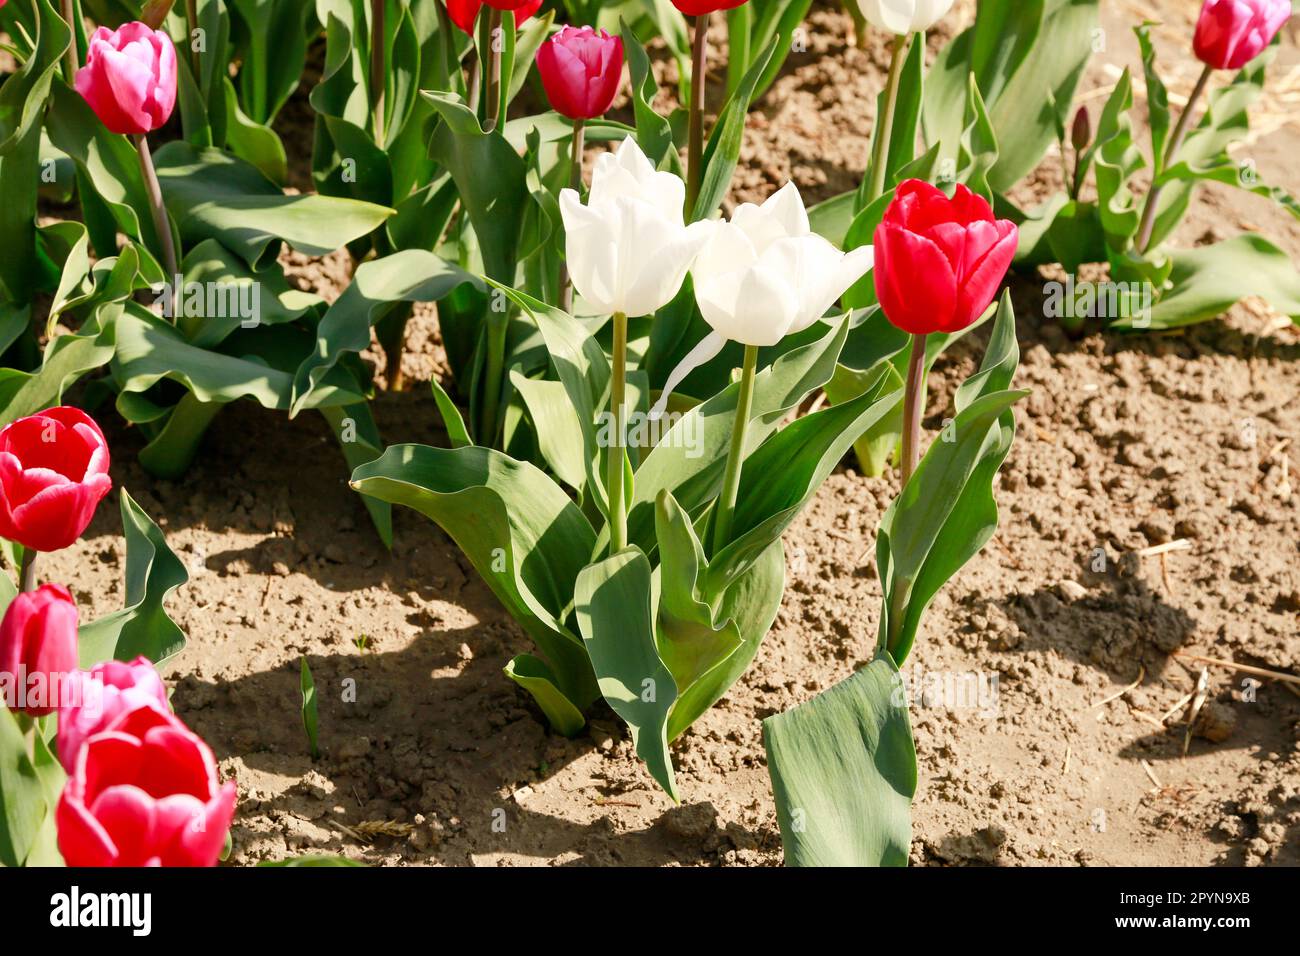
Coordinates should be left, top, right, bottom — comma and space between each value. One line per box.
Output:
57, 715, 237, 867
536, 26, 626, 121
1194, 0, 1291, 71
0, 584, 79, 717
57, 657, 172, 773
74, 22, 177, 136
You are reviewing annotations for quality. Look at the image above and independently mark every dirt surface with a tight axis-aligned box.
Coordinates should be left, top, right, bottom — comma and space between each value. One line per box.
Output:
38, 0, 1300, 866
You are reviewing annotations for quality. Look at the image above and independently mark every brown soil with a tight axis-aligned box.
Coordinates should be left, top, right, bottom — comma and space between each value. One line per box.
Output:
41, 0, 1300, 866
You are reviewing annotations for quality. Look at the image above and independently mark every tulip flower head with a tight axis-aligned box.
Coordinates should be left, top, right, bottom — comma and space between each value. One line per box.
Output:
671, 0, 750, 14
559, 137, 715, 318
0, 584, 78, 717
652, 183, 873, 417
74, 22, 177, 136
873, 180, 1018, 336
57, 657, 173, 773
0, 406, 112, 554
537, 26, 625, 121
856, 0, 956, 34
443, 0, 542, 35
1193, 0, 1290, 71
57, 715, 237, 867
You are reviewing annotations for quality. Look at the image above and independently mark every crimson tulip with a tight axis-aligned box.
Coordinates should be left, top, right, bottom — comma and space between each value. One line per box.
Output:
672, 0, 749, 14
537, 26, 625, 121
57, 715, 237, 867
1194, 0, 1290, 71
0, 584, 79, 717
0, 406, 112, 554
444, 0, 541, 34
57, 657, 172, 773
74, 23, 177, 136
873, 180, 1018, 336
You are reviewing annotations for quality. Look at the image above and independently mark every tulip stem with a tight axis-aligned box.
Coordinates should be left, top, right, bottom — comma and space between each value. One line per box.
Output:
18, 548, 37, 593
60, 0, 78, 82
607, 311, 629, 553
685, 14, 708, 220
480, 309, 508, 446
185, 0, 201, 79
370, 0, 386, 148
1136, 63, 1212, 254
559, 118, 586, 313
134, 134, 180, 320
865, 32, 912, 208
900, 332, 927, 488
485, 8, 503, 132
712, 344, 758, 557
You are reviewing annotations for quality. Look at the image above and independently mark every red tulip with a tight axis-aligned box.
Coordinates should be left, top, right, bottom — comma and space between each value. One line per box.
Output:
0, 584, 79, 717
0, 406, 112, 554
672, 0, 750, 14
57, 656, 172, 773
74, 22, 177, 136
537, 26, 625, 121
873, 180, 1018, 336
444, 0, 542, 34
57, 715, 237, 867
1193, 0, 1290, 71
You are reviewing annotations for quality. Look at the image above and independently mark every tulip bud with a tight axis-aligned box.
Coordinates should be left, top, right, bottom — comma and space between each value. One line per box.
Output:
873, 180, 1019, 336
537, 26, 625, 121
74, 23, 177, 136
1071, 106, 1092, 152
0, 406, 112, 554
857, 0, 956, 35
0, 584, 79, 717
57, 715, 237, 867
57, 656, 173, 773
1194, 0, 1290, 71
443, 0, 542, 35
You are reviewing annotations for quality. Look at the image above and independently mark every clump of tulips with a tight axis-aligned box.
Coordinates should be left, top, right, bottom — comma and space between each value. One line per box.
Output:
0, 407, 233, 867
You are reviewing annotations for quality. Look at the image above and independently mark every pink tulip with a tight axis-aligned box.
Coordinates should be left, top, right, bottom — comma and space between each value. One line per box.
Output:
536, 26, 625, 121
57, 656, 172, 773
1194, 0, 1291, 71
0, 584, 79, 717
74, 22, 177, 136
57, 715, 237, 867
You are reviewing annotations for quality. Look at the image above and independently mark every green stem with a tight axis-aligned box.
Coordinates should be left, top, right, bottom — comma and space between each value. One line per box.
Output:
479, 309, 508, 446
711, 344, 758, 556
60, 0, 78, 82
18, 548, 37, 593
559, 118, 585, 313
1136, 63, 1212, 254
485, 8, 502, 132
185, 0, 201, 80
607, 311, 628, 553
685, 14, 708, 219
865, 32, 912, 207
135, 133, 180, 320
370, 0, 386, 147
899, 332, 927, 487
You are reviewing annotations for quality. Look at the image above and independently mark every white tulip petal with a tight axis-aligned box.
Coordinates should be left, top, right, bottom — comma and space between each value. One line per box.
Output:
650, 331, 727, 419
761, 181, 810, 238
697, 263, 800, 347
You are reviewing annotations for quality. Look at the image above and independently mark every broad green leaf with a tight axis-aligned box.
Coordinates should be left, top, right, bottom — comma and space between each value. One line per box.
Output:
289, 249, 480, 416
764, 648, 916, 867
258, 855, 366, 867
0, 309, 117, 428
576, 548, 679, 801
320, 402, 392, 547
877, 388, 1028, 664
0, 707, 47, 867
430, 377, 472, 449
620, 19, 679, 171
0, 0, 69, 154
300, 656, 319, 759
503, 654, 586, 737
857, 31, 924, 213
351, 444, 600, 713
78, 489, 190, 667
153, 142, 394, 267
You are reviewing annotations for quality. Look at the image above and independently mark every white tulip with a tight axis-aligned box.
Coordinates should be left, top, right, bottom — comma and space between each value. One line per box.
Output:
559, 137, 715, 318
857, 0, 956, 35
652, 182, 874, 417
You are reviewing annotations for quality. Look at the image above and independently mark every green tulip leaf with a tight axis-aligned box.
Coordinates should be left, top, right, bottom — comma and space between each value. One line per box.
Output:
503, 654, 586, 738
